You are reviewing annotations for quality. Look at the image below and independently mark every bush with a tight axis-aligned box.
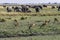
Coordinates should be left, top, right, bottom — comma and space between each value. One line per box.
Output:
20, 17, 27, 20
3, 6, 6, 8
13, 19, 19, 27
52, 6, 55, 9
43, 5, 47, 7
20, 17, 25, 20
0, 18, 6, 22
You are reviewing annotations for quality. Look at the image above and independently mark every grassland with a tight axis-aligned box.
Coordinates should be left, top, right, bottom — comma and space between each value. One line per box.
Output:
0, 6, 60, 40
0, 6, 60, 15
0, 35, 60, 40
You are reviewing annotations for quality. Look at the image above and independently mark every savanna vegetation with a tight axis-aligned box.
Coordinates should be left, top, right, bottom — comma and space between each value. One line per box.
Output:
0, 5, 60, 40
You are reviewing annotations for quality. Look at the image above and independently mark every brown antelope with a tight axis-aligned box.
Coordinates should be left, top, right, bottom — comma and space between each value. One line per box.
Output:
40, 20, 50, 28
29, 23, 36, 29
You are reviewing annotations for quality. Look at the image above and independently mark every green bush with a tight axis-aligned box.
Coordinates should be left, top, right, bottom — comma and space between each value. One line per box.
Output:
0, 18, 6, 22
20, 17, 27, 20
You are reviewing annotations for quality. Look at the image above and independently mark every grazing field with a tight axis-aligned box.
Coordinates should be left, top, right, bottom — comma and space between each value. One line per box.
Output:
0, 35, 60, 40
0, 16, 60, 37
0, 6, 60, 40
0, 6, 60, 15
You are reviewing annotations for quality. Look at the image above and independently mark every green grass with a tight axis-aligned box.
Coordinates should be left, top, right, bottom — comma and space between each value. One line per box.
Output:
0, 16, 60, 35
0, 6, 60, 40
0, 35, 60, 40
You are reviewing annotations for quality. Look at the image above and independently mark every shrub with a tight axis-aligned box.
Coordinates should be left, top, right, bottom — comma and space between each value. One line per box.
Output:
43, 5, 47, 7
3, 6, 6, 8
52, 6, 55, 9
13, 19, 19, 26
20, 17, 27, 20
20, 17, 25, 20
0, 18, 6, 22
